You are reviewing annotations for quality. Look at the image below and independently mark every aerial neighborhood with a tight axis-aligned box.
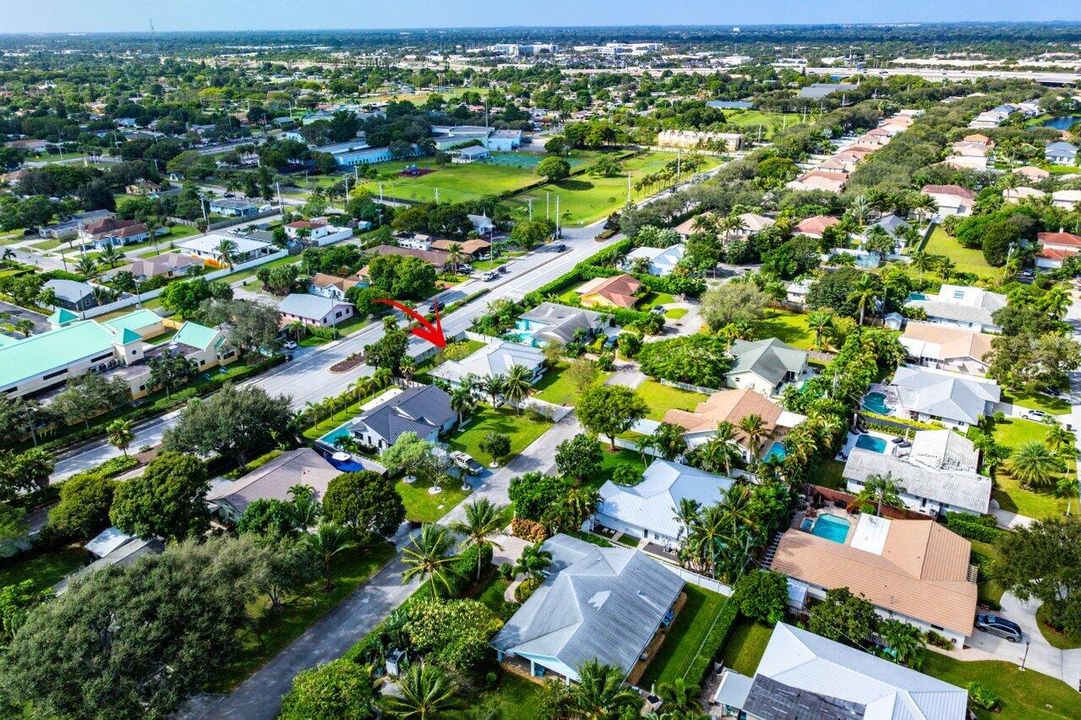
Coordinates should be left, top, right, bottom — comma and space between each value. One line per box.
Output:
1, 13, 1081, 720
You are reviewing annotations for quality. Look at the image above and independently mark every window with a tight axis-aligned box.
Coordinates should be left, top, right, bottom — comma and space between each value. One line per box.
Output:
91, 352, 113, 362
952, 290, 965, 300
42, 369, 68, 381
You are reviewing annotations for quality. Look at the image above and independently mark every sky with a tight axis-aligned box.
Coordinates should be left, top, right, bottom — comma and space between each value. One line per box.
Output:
2, 1, 1079, 34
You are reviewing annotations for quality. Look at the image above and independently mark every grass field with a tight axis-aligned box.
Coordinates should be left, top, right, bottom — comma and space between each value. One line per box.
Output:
445, 673, 542, 720
448, 406, 552, 465
922, 653, 1081, 720
508, 151, 719, 227
1036, 604, 1081, 650
0, 546, 86, 593
533, 362, 610, 406
396, 477, 470, 523
636, 379, 709, 421
638, 585, 729, 688
722, 109, 811, 139
970, 538, 1006, 608
807, 459, 847, 489
923, 227, 997, 280
719, 616, 774, 676
751, 308, 817, 349
989, 418, 1075, 518
1002, 390, 1072, 416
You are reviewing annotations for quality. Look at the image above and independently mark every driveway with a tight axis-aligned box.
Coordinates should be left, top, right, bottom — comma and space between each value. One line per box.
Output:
0, 300, 50, 334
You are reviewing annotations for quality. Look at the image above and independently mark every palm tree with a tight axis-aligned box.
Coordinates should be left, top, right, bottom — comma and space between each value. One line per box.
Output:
856, 473, 906, 516
879, 618, 925, 668
145, 218, 162, 255
1046, 422, 1077, 459
699, 421, 741, 475
717, 483, 758, 534
738, 414, 769, 459
656, 679, 702, 717
449, 385, 476, 426
502, 364, 533, 414
285, 319, 307, 341
479, 374, 505, 408
106, 418, 134, 456
937, 257, 956, 281
1, 248, 15, 261
651, 422, 688, 461
385, 663, 457, 720
1041, 285, 1071, 320
673, 498, 701, 544
402, 524, 459, 599
216, 237, 239, 269
99, 244, 124, 269
562, 485, 601, 532
807, 309, 834, 350
849, 194, 872, 227
913, 193, 937, 224
307, 523, 355, 590
289, 484, 321, 529
450, 499, 505, 581
513, 542, 552, 583
14, 319, 34, 337
1006, 441, 1062, 490
75, 254, 98, 279
847, 273, 878, 326
444, 242, 465, 271
569, 660, 643, 720
304, 399, 324, 425
909, 249, 932, 280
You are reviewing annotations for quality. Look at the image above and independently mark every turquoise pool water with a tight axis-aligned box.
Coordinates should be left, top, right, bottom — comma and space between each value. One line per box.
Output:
855, 435, 888, 453
319, 423, 354, 448
907, 292, 928, 301
764, 441, 786, 462
862, 392, 892, 414
810, 514, 851, 543
507, 320, 542, 347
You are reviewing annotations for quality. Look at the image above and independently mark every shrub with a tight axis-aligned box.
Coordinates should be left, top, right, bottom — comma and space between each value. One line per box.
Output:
967, 681, 1000, 711
943, 512, 1002, 544
924, 630, 953, 649
479, 431, 511, 463
734, 570, 788, 625
515, 576, 541, 603
511, 517, 547, 543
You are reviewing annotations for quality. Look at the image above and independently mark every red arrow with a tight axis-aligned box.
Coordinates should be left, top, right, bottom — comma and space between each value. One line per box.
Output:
374, 298, 447, 349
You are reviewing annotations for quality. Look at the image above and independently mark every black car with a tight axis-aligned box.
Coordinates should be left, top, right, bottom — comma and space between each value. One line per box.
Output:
429, 299, 445, 313
975, 614, 1023, 642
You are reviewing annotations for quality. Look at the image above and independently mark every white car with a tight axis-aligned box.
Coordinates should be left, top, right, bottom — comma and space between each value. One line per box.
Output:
1021, 410, 1048, 422
282, 340, 298, 350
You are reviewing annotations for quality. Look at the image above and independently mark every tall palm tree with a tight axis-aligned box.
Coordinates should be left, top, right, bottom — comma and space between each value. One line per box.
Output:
807, 309, 834, 350
106, 418, 134, 456
909, 249, 932, 280
569, 660, 643, 720
717, 484, 758, 534
444, 242, 465, 271
738, 414, 769, 459
651, 422, 688, 461
513, 542, 552, 583
99, 244, 124, 268
1046, 422, 1077, 459
402, 524, 459, 599
289, 484, 321, 529
75, 254, 98, 279
14, 319, 34, 337
849, 194, 872, 227
216, 237, 239, 269
502, 364, 533, 414
699, 421, 741, 475
1041, 285, 1071, 320
847, 273, 878, 326
656, 679, 701, 717
145, 217, 162, 255
385, 663, 457, 720
1006, 441, 1061, 490
561, 485, 601, 532
937, 257, 956, 282
479, 374, 505, 408
449, 385, 476, 426
307, 523, 355, 590
673, 498, 701, 544
856, 473, 906, 516
450, 499, 505, 581
285, 319, 307, 341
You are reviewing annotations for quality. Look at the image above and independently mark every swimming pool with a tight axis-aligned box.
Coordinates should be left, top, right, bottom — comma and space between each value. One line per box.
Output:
319, 423, 354, 448
855, 435, 888, 453
809, 514, 851, 544
862, 392, 892, 415
764, 441, 786, 462
907, 292, 928, 302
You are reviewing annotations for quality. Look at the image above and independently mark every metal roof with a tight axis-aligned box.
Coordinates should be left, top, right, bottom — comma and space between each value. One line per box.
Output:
843, 449, 991, 515
729, 338, 808, 386
889, 366, 1000, 426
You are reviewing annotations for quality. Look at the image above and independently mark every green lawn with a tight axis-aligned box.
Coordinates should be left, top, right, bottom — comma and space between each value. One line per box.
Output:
445, 672, 543, 720
922, 653, 1081, 720
665, 307, 689, 320
923, 227, 997, 280
721, 109, 811, 139
1036, 604, 1081, 650
970, 539, 1006, 609
639, 291, 676, 310
750, 308, 817, 349
639, 585, 729, 688
396, 477, 471, 523
448, 406, 552, 465
636, 379, 709, 421
473, 572, 517, 621
1002, 390, 1072, 416
807, 459, 847, 490
0, 546, 86, 593
593, 449, 648, 489
719, 616, 774, 676
533, 363, 611, 406
209, 541, 395, 692
31, 238, 63, 251
989, 418, 1074, 519
507, 151, 719, 227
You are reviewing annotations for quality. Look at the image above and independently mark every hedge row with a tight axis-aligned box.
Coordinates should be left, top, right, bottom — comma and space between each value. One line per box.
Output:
943, 512, 1003, 544
684, 593, 741, 687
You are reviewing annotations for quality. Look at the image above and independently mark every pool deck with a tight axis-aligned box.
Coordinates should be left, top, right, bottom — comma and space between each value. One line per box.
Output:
835, 430, 897, 461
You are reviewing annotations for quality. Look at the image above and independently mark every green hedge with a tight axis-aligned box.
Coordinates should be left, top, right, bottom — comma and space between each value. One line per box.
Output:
943, 512, 1002, 544
686, 594, 741, 686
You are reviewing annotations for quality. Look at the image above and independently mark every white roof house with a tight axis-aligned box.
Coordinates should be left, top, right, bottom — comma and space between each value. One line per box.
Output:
595, 460, 734, 545
905, 284, 1006, 333
429, 339, 546, 386
624, 244, 685, 276
888, 366, 1000, 429
276, 293, 354, 326
178, 234, 275, 265
714, 623, 968, 720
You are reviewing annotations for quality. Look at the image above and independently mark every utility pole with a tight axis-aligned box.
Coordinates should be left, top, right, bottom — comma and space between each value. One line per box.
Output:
379, 182, 384, 202
276, 181, 282, 208
626, 174, 631, 205
528, 198, 533, 220
555, 196, 560, 237
546, 192, 550, 219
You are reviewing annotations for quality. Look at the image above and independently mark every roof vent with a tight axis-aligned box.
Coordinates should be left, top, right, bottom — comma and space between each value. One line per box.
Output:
586, 590, 610, 610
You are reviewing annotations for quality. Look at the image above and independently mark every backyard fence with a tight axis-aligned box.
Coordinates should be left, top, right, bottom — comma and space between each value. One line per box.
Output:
658, 377, 718, 396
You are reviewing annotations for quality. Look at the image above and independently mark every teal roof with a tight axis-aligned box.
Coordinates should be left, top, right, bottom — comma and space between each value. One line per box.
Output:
119, 328, 141, 344
0, 334, 19, 348
172, 321, 220, 351
0, 321, 119, 391
48, 308, 79, 326
104, 309, 163, 335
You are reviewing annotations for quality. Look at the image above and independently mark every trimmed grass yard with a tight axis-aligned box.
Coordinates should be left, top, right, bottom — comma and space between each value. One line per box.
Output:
1002, 390, 1072, 416
208, 540, 396, 692
593, 449, 648, 488
448, 406, 552, 466
807, 459, 846, 490
638, 585, 729, 688
1036, 604, 1081, 650
719, 616, 773, 676
922, 653, 1081, 720
534, 362, 611, 406
636, 379, 709, 421
970, 539, 1006, 608
923, 227, 996, 280
751, 308, 816, 350
722, 109, 811, 138
396, 477, 471, 523
0, 546, 86, 593
989, 418, 1075, 519
445, 672, 543, 720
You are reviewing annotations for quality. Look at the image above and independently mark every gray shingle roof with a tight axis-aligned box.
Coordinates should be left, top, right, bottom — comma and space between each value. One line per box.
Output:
491, 534, 684, 681
843, 448, 992, 514
276, 293, 352, 321
729, 338, 808, 386
890, 366, 1000, 425
353, 385, 454, 446
207, 448, 340, 515
429, 339, 545, 385
521, 302, 604, 344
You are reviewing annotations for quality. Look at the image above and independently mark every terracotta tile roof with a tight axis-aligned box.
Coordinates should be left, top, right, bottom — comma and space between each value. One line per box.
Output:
576, 273, 642, 307
1039, 247, 1077, 262
431, 238, 491, 255
901, 322, 993, 364
921, 184, 975, 200
770, 519, 977, 636
356, 244, 450, 276
82, 217, 142, 236
310, 272, 360, 292
1038, 231, 1081, 248
664, 388, 784, 442
794, 215, 839, 236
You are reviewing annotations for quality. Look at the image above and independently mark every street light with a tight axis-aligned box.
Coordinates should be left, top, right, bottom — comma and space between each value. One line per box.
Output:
1019, 640, 1030, 671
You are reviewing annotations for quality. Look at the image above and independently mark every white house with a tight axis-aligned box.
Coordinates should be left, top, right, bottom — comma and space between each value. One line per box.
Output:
887, 365, 1001, 430
429, 339, 546, 388
1045, 141, 1078, 166
726, 338, 810, 397
277, 294, 354, 327
624, 243, 685, 276
899, 321, 994, 376
905, 284, 1006, 333
921, 184, 975, 217
178, 234, 275, 266
1036, 230, 1081, 270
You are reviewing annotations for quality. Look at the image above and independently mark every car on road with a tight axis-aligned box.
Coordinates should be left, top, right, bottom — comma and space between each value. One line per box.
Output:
1021, 409, 1049, 422
428, 299, 445, 313
975, 614, 1023, 642
482, 271, 498, 281
550, 243, 566, 252
497, 264, 509, 274
450, 451, 484, 475
282, 340, 298, 350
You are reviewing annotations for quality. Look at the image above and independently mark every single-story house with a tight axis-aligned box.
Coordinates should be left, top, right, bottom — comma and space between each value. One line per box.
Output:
624, 244, 686, 277
1051, 190, 1081, 212
121, 252, 200, 282
178, 234, 275, 266
309, 272, 361, 301
887, 365, 1001, 430
787, 170, 847, 194
1014, 165, 1050, 182
284, 218, 353, 246
277, 294, 354, 327
356, 244, 450, 275
491, 533, 685, 683
38, 209, 114, 240
785, 278, 812, 307
594, 459, 734, 545
207, 448, 339, 523
844, 429, 992, 516
663, 388, 806, 462
899, 321, 993, 376
1003, 186, 1047, 204
208, 197, 261, 217
518, 302, 605, 346
44, 278, 97, 312
432, 238, 491, 258
793, 215, 839, 239
466, 214, 496, 237
1045, 141, 1078, 166
726, 338, 810, 397
1036, 230, 1081, 270
905, 284, 1006, 333
921, 184, 976, 217
78, 217, 150, 250
713, 623, 968, 720
771, 514, 978, 646
430, 339, 546, 388
55, 527, 164, 595
345, 385, 455, 451
576, 274, 642, 308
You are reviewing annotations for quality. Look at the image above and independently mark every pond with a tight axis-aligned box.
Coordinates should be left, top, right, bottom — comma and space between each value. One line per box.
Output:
1042, 116, 1081, 131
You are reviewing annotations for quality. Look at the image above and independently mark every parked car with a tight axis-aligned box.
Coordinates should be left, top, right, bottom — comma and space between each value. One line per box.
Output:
650, 305, 665, 314
429, 299, 445, 313
498, 264, 509, 274
482, 271, 498, 281
975, 614, 1023, 642
450, 451, 483, 475
1021, 410, 1048, 422
282, 340, 298, 350
551, 243, 566, 252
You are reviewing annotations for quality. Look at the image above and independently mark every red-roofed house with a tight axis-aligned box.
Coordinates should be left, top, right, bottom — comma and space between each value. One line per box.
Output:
794, 215, 840, 239
921, 185, 976, 217
1036, 231, 1081, 270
